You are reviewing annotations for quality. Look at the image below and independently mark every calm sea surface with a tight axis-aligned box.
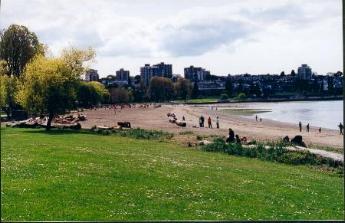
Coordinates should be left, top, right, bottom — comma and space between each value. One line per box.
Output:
241, 100, 343, 130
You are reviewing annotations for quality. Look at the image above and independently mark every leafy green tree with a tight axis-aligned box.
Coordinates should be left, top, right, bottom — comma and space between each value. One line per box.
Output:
109, 87, 131, 103
148, 77, 174, 102
0, 60, 18, 118
225, 79, 233, 97
235, 92, 247, 100
174, 78, 192, 101
219, 93, 229, 100
0, 24, 44, 76
16, 48, 94, 130
77, 81, 109, 107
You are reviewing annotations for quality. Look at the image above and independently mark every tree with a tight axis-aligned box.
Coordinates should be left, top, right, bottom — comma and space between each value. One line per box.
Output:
225, 79, 233, 97
0, 24, 44, 76
109, 87, 131, 103
0, 75, 18, 118
0, 60, 18, 118
16, 48, 94, 130
191, 82, 199, 99
291, 70, 296, 76
148, 77, 174, 102
335, 71, 343, 77
174, 78, 192, 101
77, 81, 109, 107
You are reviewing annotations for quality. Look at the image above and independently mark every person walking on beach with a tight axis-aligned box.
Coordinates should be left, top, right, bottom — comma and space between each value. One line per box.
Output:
299, 121, 302, 132
208, 116, 212, 128
216, 116, 220, 128
306, 123, 310, 133
199, 116, 202, 127
319, 127, 321, 133
226, 128, 235, 143
338, 122, 343, 135
201, 116, 205, 127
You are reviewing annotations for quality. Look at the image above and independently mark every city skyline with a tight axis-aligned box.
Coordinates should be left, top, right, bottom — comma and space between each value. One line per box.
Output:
1, 0, 342, 77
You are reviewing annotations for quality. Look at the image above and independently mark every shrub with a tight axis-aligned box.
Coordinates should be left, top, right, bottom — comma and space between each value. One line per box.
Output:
117, 128, 173, 140
219, 93, 229, 100
202, 138, 227, 152
179, 131, 193, 135
201, 140, 343, 171
196, 135, 203, 140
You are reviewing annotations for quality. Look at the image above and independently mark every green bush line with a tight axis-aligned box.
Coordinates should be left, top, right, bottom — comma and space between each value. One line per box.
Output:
92, 127, 174, 140
202, 138, 344, 172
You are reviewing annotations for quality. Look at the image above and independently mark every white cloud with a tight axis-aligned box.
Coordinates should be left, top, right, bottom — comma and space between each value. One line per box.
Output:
0, 0, 342, 76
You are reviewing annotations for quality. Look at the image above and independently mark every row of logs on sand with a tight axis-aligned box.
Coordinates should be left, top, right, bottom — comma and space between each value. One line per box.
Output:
167, 113, 186, 127
91, 122, 132, 131
6, 114, 87, 129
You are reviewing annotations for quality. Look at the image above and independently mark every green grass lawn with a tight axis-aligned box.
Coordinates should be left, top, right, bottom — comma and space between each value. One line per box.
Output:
1, 127, 344, 221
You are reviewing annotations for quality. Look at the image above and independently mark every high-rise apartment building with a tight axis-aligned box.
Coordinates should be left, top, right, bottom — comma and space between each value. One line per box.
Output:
140, 62, 173, 86
184, 66, 210, 82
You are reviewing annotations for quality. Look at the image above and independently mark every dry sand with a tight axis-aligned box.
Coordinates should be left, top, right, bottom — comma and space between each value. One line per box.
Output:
81, 103, 344, 151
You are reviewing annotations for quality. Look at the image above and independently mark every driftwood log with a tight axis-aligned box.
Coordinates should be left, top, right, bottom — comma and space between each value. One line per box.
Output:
176, 121, 186, 127
117, 122, 131, 128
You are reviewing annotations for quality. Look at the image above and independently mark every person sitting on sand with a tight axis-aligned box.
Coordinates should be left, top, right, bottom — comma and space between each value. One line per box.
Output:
226, 128, 235, 143
208, 116, 212, 128
235, 135, 241, 144
216, 116, 219, 129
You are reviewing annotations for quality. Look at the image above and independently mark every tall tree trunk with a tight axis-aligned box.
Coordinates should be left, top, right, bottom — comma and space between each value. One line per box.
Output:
46, 113, 54, 131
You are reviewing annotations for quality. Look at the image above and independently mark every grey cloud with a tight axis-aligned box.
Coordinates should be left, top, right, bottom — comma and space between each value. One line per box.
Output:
159, 19, 255, 56
241, 3, 319, 27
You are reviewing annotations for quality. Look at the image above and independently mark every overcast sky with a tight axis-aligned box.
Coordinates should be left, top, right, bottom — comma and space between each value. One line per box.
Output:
0, 0, 342, 77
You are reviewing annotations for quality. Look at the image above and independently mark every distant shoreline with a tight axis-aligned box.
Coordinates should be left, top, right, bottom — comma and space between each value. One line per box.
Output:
173, 96, 343, 105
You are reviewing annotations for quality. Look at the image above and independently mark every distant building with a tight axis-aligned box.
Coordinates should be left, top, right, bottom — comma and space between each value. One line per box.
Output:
116, 68, 130, 82
85, 69, 99, 82
184, 66, 210, 82
140, 62, 173, 86
297, 64, 312, 80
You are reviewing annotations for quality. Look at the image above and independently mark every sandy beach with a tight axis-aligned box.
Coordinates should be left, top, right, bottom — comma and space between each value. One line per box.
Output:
80, 103, 343, 150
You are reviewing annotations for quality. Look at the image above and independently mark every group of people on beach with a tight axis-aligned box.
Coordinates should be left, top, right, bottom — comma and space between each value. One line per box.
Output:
255, 115, 262, 122
198, 116, 220, 129
298, 121, 344, 135
226, 128, 246, 144
90, 103, 157, 111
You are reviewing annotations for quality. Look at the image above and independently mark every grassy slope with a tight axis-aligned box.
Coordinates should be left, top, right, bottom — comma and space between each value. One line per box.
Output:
1, 127, 344, 221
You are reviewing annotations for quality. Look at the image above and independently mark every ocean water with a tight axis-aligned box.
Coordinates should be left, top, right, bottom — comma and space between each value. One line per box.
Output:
243, 100, 343, 130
